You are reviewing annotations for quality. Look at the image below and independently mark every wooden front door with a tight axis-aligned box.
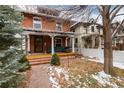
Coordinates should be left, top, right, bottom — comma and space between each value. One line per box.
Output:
34, 36, 43, 53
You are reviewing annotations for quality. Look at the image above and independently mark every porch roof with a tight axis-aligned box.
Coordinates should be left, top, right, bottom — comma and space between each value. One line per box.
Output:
22, 27, 74, 37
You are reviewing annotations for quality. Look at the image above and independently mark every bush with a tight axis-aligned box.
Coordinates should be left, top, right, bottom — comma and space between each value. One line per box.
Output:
0, 74, 23, 88
0, 51, 31, 88
51, 54, 60, 66
18, 55, 31, 72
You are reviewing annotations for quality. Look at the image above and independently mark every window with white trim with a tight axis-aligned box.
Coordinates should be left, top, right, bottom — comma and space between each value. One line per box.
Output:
55, 38, 62, 47
33, 17, 42, 30
91, 26, 94, 32
56, 23, 62, 31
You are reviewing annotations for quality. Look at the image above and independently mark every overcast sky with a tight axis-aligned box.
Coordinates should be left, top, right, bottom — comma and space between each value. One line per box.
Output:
18, 5, 124, 24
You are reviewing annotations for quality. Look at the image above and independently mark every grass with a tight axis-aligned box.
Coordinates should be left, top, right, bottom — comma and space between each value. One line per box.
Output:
59, 58, 124, 88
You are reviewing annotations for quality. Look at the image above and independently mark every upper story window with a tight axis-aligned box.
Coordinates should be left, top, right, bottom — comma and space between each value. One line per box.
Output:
33, 17, 42, 30
91, 26, 94, 32
85, 26, 88, 34
56, 23, 62, 31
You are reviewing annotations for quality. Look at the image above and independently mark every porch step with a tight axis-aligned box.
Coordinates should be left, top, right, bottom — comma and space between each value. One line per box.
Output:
30, 61, 50, 65
27, 57, 51, 65
27, 53, 78, 65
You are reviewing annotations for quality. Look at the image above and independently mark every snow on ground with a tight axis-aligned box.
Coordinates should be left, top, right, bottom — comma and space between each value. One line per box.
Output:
48, 66, 69, 88
92, 71, 121, 88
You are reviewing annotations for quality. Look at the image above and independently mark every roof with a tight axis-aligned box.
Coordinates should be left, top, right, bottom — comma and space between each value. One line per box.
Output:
70, 22, 103, 30
22, 27, 74, 37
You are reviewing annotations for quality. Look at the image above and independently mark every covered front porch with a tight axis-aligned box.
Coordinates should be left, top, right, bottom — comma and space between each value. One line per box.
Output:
21, 28, 75, 54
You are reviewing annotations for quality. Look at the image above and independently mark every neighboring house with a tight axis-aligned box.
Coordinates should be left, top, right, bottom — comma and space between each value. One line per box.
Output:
71, 22, 103, 52
112, 23, 124, 50
20, 8, 74, 54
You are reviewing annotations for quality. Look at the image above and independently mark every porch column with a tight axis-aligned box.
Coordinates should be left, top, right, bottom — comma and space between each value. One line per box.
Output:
71, 37, 75, 53
50, 35, 55, 54
27, 35, 30, 53
65, 37, 68, 47
92, 36, 95, 48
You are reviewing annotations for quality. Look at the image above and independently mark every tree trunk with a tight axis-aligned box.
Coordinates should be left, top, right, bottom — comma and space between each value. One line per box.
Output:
102, 11, 113, 75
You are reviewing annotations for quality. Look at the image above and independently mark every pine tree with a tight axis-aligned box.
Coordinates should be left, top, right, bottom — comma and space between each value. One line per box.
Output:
0, 5, 30, 87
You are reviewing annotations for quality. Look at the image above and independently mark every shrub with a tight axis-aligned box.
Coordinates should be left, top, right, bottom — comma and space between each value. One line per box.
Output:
51, 54, 60, 66
18, 55, 31, 72
0, 50, 31, 88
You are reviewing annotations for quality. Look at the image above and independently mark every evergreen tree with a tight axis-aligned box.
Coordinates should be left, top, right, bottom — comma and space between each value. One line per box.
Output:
0, 5, 30, 87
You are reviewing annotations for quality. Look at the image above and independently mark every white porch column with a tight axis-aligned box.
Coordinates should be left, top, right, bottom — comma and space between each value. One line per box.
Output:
65, 37, 68, 47
27, 35, 30, 52
50, 35, 55, 54
72, 37, 75, 53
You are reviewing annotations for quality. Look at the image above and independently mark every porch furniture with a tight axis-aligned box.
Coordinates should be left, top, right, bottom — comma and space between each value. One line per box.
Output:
48, 47, 71, 53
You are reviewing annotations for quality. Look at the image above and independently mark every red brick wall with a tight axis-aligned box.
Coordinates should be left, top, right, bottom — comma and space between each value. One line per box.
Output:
22, 14, 33, 28
42, 17, 56, 31
22, 13, 70, 32
63, 22, 70, 32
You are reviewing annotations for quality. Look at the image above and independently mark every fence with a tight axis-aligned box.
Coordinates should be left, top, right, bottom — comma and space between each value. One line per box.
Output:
77, 48, 124, 63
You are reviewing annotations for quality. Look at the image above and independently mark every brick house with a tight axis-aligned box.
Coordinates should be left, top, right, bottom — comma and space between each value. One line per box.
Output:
21, 8, 74, 54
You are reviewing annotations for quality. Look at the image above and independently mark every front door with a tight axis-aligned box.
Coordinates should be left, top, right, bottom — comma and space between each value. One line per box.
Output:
34, 36, 43, 53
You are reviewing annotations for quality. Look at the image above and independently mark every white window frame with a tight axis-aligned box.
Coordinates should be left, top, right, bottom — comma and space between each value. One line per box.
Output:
33, 17, 42, 30
56, 23, 62, 31
55, 38, 62, 47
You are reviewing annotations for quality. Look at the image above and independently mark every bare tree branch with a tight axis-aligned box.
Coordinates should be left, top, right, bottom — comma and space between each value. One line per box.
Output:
115, 13, 124, 17
112, 19, 124, 38
110, 5, 124, 22
109, 5, 119, 15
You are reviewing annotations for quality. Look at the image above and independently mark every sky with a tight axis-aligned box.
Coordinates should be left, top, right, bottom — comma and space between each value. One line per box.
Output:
18, 5, 124, 24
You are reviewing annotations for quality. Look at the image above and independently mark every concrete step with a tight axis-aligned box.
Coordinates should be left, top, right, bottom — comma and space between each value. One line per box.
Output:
30, 61, 50, 65
28, 58, 51, 62
27, 54, 76, 65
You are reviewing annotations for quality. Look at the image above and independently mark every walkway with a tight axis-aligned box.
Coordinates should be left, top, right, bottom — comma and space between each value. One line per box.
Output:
28, 64, 51, 88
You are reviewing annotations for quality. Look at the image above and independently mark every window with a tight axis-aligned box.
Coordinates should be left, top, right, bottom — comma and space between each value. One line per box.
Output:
56, 23, 62, 31
75, 38, 78, 47
55, 38, 62, 47
33, 17, 42, 30
91, 26, 94, 32
75, 38, 78, 43
85, 27, 88, 34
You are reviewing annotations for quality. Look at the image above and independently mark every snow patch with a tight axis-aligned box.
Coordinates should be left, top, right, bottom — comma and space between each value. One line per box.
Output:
92, 71, 119, 88
48, 66, 69, 88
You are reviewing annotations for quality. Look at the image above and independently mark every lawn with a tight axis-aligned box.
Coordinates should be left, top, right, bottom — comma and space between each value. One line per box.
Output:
48, 58, 124, 88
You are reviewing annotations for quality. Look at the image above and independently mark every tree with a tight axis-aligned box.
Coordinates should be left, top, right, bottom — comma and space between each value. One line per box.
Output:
0, 5, 30, 87
54, 5, 124, 75
97, 5, 124, 75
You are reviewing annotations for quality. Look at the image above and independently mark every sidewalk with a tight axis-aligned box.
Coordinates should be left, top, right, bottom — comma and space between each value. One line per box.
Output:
28, 64, 51, 88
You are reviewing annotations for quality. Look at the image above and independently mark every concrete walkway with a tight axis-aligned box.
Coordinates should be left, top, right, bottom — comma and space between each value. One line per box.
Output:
28, 64, 51, 88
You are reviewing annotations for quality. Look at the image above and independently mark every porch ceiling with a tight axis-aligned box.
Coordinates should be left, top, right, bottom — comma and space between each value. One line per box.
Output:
22, 27, 74, 37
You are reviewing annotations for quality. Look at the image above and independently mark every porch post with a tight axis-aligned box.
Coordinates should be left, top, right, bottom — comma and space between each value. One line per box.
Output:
72, 36, 75, 53
27, 35, 30, 53
65, 37, 68, 47
50, 35, 55, 54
